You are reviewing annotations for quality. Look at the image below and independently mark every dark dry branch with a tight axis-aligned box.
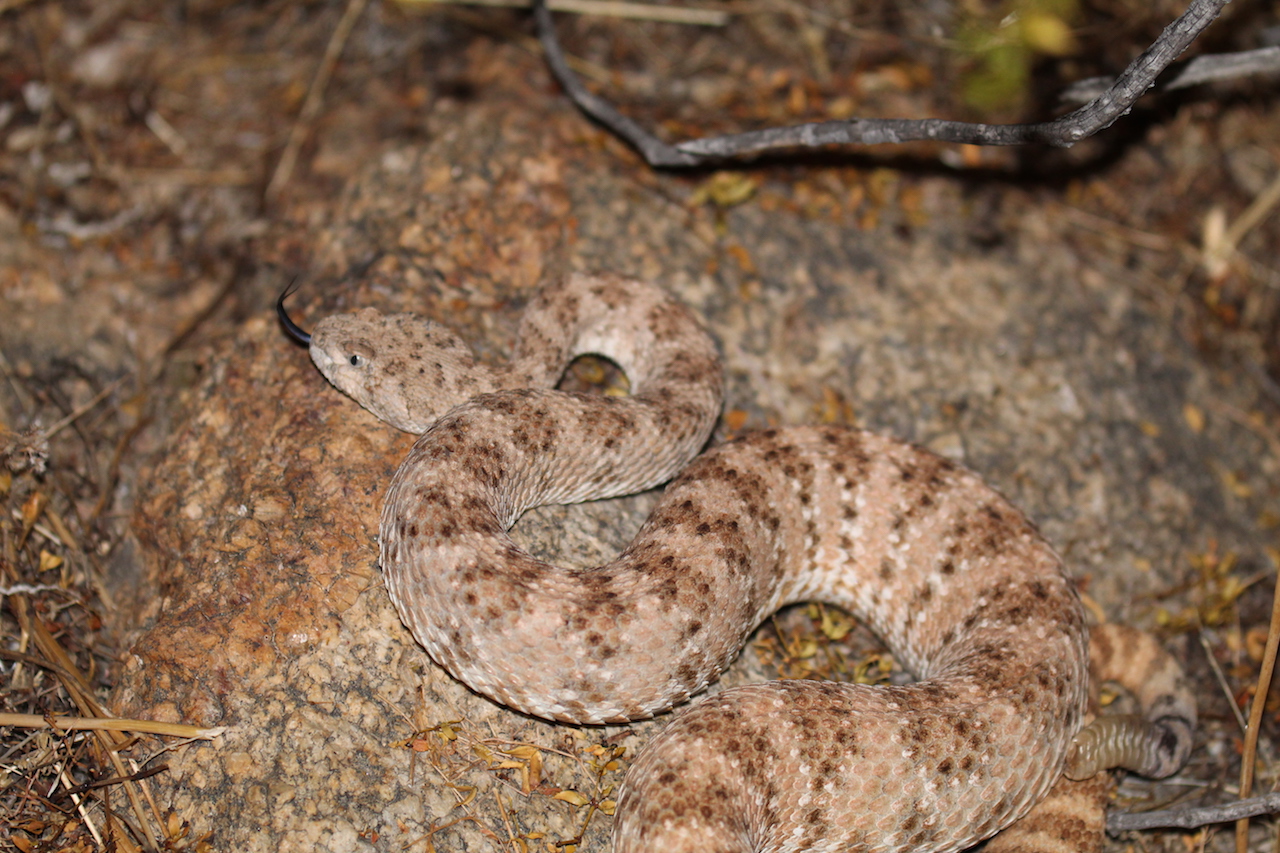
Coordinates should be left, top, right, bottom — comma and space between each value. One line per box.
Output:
1062, 46, 1280, 103
1108, 792, 1280, 833
532, 0, 1233, 165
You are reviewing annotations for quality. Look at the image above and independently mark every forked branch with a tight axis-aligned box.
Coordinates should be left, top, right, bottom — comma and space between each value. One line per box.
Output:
532, 0, 1235, 166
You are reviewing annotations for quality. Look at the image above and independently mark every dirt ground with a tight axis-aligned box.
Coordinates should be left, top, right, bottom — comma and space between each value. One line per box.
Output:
2, 0, 1280, 851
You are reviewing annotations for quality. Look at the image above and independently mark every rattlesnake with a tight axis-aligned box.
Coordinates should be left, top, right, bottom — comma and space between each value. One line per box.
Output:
278, 273, 1194, 853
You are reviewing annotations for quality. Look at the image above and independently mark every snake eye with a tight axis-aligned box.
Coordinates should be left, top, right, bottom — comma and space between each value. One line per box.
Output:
343, 341, 375, 368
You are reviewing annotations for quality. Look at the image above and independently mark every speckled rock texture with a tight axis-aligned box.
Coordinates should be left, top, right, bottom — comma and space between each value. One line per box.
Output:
113, 42, 1274, 853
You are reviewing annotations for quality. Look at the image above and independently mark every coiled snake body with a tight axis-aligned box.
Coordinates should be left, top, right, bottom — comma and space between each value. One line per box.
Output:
278, 274, 1194, 853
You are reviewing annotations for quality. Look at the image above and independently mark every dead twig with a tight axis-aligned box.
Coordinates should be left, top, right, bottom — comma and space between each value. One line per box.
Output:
1110, 791, 1280, 833
532, 0, 1232, 166
1062, 46, 1280, 103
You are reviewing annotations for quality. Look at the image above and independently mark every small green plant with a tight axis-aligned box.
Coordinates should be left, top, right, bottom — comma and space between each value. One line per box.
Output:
958, 0, 1079, 114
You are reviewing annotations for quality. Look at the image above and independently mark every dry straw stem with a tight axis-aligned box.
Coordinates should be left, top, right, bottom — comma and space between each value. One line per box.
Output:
396, 0, 728, 25
0, 712, 226, 739
1215, 171, 1280, 271
1235, 574, 1280, 853
266, 0, 371, 202
7, 594, 170, 847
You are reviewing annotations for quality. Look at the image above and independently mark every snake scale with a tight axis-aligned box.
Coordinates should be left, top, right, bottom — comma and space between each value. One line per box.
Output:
278, 273, 1194, 853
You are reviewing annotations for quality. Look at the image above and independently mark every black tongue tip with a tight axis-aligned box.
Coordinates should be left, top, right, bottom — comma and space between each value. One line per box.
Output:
277, 279, 311, 345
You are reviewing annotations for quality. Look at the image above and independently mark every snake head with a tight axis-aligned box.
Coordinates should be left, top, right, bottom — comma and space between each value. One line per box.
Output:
306, 308, 389, 410
278, 285, 496, 434
278, 282, 394, 422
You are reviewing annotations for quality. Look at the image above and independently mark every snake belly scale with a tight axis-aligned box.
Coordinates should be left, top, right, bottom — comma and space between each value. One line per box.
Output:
278, 273, 1192, 853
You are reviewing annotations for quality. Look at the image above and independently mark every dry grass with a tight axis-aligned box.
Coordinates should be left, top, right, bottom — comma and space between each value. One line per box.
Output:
0, 359, 221, 852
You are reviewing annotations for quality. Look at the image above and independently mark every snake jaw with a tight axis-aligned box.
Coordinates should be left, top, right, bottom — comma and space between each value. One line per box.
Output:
277, 280, 312, 345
